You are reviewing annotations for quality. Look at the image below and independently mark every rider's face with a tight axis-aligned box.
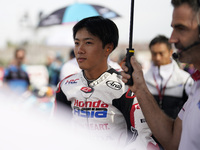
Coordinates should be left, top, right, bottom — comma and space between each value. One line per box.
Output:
74, 28, 110, 79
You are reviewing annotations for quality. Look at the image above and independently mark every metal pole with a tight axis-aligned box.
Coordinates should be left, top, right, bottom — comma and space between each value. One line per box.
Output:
129, 0, 134, 49
125, 0, 135, 86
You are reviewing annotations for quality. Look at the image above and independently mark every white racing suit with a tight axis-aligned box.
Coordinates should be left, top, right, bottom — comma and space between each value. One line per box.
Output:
56, 67, 158, 150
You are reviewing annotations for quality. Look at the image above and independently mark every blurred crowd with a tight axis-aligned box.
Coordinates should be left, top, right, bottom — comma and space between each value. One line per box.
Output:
0, 47, 124, 116
0, 46, 195, 101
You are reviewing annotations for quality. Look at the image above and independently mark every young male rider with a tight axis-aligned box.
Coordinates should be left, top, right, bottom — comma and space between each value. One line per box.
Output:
56, 16, 158, 149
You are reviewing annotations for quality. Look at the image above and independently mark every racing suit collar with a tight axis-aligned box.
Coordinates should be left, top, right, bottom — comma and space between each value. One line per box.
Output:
81, 66, 112, 87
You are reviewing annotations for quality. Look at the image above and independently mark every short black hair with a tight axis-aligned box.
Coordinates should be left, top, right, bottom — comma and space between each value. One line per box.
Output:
149, 35, 172, 50
73, 16, 119, 50
171, 0, 200, 12
70, 49, 75, 58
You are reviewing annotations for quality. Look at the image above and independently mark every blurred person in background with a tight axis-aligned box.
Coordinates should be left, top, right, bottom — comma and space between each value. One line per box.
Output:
46, 51, 55, 81
144, 35, 194, 149
69, 49, 76, 60
56, 16, 158, 149
145, 35, 193, 119
3, 48, 30, 93
48, 52, 63, 86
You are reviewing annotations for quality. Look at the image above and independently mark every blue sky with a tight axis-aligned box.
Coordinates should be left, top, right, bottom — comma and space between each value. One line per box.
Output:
0, 0, 173, 47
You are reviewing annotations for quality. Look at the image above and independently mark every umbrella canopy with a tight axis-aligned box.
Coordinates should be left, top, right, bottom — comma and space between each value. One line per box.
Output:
38, 3, 120, 27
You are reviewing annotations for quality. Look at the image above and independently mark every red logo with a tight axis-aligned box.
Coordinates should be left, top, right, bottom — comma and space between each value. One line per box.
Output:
81, 87, 93, 93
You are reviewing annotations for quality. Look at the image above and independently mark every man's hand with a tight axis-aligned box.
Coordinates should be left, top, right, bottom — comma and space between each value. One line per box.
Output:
121, 56, 147, 95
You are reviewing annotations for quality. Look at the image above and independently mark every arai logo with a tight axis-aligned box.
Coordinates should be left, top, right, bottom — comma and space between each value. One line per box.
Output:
106, 80, 122, 90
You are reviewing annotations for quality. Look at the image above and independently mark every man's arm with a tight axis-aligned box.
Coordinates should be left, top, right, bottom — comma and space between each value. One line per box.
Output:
121, 56, 182, 150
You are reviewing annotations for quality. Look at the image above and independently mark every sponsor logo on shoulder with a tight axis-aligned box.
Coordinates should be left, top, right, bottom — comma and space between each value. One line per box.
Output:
65, 79, 79, 84
106, 80, 122, 90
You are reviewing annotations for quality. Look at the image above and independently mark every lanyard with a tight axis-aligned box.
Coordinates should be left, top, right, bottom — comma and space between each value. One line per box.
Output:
153, 72, 172, 108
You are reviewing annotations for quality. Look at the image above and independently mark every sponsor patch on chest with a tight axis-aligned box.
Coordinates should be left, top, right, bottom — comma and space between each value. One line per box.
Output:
106, 80, 122, 90
73, 99, 108, 118
80, 87, 94, 98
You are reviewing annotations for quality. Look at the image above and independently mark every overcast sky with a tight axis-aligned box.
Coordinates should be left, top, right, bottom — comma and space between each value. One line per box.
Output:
0, 0, 173, 48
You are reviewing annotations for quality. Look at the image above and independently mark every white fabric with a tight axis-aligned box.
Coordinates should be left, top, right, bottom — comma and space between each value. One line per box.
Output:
145, 59, 194, 97
152, 61, 173, 88
178, 80, 200, 150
